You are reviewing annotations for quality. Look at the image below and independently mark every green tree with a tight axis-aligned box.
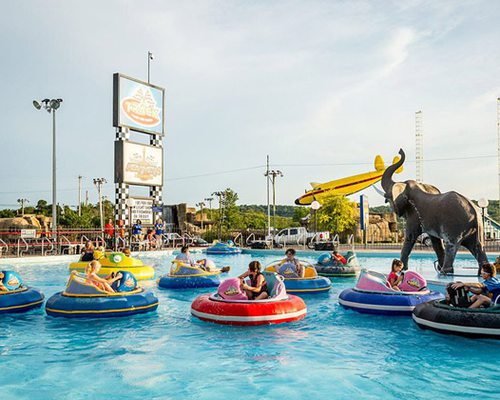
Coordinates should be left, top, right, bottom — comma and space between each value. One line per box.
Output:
220, 188, 242, 229
317, 195, 356, 234
292, 207, 309, 224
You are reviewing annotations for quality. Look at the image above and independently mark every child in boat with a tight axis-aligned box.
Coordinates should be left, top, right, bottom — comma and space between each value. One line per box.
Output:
176, 245, 197, 266
283, 248, 305, 278
451, 263, 500, 308
331, 249, 347, 265
239, 261, 268, 300
0, 271, 8, 291
123, 247, 132, 257
81, 240, 95, 262
387, 259, 404, 291
85, 260, 115, 293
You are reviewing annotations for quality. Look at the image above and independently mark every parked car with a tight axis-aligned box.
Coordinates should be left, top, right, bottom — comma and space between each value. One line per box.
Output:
274, 227, 329, 246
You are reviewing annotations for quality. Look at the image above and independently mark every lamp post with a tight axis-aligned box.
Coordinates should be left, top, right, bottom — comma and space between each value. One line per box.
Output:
147, 51, 154, 84
93, 178, 107, 236
311, 201, 321, 245
478, 198, 489, 242
265, 169, 283, 237
212, 191, 224, 240
17, 198, 29, 216
33, 98, 62, 238
196, 202, 206, 230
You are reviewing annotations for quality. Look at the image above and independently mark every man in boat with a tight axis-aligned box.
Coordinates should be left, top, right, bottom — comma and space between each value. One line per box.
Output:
451, 263, 500, 308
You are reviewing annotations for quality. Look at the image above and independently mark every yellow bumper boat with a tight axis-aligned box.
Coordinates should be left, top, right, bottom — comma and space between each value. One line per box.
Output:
68, 251, 155, 281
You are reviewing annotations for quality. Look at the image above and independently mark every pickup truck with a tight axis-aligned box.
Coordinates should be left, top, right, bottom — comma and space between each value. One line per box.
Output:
273, 227, 330, 246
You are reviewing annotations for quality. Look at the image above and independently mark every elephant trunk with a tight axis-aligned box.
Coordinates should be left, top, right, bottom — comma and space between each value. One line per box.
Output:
381, 148, 406, 195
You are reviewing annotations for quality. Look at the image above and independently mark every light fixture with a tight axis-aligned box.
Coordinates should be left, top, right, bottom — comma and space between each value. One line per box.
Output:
311, 200, 321, 211
33, 100, 41, 110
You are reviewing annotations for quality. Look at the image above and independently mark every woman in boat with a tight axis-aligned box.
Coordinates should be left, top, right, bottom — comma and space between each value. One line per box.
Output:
81, 241, 96, 262
239, 261, 268, 300
451, 263, 500, 308
282, 249, 305, 278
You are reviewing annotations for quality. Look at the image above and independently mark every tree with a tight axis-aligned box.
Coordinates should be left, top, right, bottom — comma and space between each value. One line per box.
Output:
220, 188, 242, 229
317, 195, 356, 234
292, 207, 309, 224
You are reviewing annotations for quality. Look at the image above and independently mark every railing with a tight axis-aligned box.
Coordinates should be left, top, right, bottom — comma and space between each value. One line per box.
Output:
0, 238, 7, 257
41, 237, 55, 256
233, 232, 243, 247
17, 238, 29, 257
245, 233, 255, 245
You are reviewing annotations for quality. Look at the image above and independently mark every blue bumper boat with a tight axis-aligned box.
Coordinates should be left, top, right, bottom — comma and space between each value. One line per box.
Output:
46, 272, 158, 318
206, 241, 242, 255
0, 271, 44, 314
265, 260, 331, 295
158, 260, 229, 289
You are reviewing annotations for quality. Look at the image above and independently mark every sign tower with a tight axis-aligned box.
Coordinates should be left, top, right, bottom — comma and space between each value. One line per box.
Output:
113, 73, 165, 228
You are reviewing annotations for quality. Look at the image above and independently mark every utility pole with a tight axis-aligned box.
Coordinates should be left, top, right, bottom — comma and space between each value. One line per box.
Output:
205, 197, 213, 232
85, 190, 89, 206
78, 175, 82, 216
266, 169, 283, 236
17, 198, 29, 216
415, 111, 424, 183
264, 155, 271, 239
497, 98, 500, 221
93, 178, 107, 234
212, 191, 224, 240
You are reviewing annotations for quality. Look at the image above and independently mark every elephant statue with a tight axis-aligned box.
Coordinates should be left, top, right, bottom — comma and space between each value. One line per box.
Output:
381, 149, 487, 274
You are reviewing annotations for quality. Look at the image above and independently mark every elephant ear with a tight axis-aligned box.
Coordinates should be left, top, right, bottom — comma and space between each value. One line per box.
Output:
392, 183, 407, 214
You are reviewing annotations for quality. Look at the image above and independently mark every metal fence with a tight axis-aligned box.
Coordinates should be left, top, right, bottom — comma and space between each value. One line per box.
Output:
0, 228, 198, 258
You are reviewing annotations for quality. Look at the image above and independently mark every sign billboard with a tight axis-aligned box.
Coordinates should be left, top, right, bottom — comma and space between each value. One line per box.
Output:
129, 198, 154, 224
360, 195, 369, 231
20, 229, 37, 239
115, 141, 163, 186
113, 73, 165, 135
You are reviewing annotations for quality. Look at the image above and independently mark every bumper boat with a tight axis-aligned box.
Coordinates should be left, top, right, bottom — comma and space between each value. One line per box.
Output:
46, 271, 158, 318
314, 251, 360, 277
158, 259, 229, 289
265, 260, 331, 295
0, 271, 44, 314
191, 272, 307, 325
339, 270, 443, 315
206, 241, 242, 255
68, 251, 155, 280
413, 300, 500, 339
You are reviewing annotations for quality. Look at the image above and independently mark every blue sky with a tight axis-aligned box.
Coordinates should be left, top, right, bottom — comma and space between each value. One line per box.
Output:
0, 0, 499, 210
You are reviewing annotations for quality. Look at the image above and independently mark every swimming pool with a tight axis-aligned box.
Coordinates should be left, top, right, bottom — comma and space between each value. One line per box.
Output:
1, 250, 499, 399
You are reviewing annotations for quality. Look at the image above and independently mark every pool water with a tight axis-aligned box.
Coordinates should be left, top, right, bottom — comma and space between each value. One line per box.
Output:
1, 251, 499, 399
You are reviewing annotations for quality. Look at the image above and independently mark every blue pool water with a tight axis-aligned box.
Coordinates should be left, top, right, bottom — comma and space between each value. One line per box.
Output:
1, 250, 499, 399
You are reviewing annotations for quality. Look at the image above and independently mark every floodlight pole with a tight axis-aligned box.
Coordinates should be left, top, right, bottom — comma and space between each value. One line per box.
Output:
52, 109, 57, 237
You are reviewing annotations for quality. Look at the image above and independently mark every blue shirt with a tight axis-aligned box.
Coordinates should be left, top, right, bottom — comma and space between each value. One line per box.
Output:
484, 276, 500, 302
154, 223, 164, 235
132, 224, 142, 235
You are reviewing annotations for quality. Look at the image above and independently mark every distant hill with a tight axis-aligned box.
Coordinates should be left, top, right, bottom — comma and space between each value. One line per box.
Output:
238, 205, 297, 218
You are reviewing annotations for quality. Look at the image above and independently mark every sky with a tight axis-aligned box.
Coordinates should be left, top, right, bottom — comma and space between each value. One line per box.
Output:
0, 0, 499, 211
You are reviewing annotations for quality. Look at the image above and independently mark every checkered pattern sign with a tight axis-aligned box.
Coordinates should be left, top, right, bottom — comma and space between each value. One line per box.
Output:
114, 128, 164, 227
